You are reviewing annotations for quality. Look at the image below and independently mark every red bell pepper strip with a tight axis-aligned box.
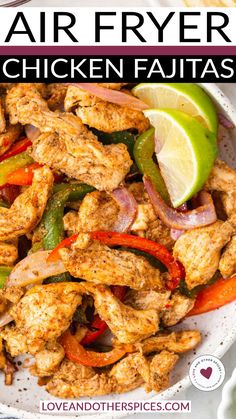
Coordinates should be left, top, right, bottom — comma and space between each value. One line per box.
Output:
48, 232, 185, 290
81, 315, 107, 346
7, 163, 42, 186
81, 285, 127, 346
188, 275, 236, 316
60, 330, 133, 367
0, 138, 32, 163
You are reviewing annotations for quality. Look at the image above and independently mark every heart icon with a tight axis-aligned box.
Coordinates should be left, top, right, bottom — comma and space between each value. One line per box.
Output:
200, 367, 213, 379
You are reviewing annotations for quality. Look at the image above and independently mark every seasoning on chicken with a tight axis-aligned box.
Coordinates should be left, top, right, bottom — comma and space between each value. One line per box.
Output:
219, 235, 236, 278
173, 220, 234, 289
161, 292, 195, 326
136, 330, 201, 354
124, 289, 171, 311
65, 85, 149, 133
59, 235, 164, 290
79, 283, 159, 344
7, 282, 82, 354
6, 84, 132, 191
46, 84, 67, 111
0, 167, 53, 241
0, 242, 18, 266
32, 341, 65, 377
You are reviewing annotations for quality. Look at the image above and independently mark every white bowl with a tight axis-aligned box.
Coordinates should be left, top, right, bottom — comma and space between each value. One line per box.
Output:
218, 368, 236, 419
1, 83, 236, 419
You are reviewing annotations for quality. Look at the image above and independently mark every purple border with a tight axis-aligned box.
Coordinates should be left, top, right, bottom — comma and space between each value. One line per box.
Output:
0, 46, 236, 55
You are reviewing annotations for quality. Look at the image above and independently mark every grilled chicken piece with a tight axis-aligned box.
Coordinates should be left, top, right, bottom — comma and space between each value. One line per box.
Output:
76, 101, 149, 134
0, 124, 21, 156
173, 220, 234, 289
60, 237, 164, 290
79, 283, 159, 344
1, 326, 28, 357
219, 235, 236, 278
8, 283, 82, 354
6, 84, 132, 191
161, 292, 195, 327
146, 219, 175, 250
136, 330, 201, 354
0, 242, 18, 265
110, 353, 149, 393
32, 341, 65, 377
76, 190, 119, 232
46, 359, 113, 398
0, 100, 6, 134
65, 85, 149, 133
124, 289, 171, 311
145, 351, 179, 393
46, 350, 178, 398
0, 167, 53, 241
206, 159, 236, 217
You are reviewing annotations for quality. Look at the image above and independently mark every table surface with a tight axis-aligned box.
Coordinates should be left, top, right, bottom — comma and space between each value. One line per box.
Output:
0, 78, 235, 419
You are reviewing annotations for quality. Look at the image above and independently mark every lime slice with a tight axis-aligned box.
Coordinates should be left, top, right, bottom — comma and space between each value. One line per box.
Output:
133, 83, 218, 134
144, 108, 218, 208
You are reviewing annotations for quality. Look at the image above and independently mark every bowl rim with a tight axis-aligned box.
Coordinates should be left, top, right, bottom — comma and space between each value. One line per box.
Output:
1, 83, 236, 419
217, 367, 236, 419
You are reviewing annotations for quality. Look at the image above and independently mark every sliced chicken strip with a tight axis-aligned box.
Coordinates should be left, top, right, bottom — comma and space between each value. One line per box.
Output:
76, 101, 149, 134
145, 351, 179, 393
0, 167, 53, 241
124, 289, 171, 311
8, 282, 82, 354
0, 242, 18, 266
46, 84, 67, 111
136, 330, 201, 354
59, 237, 164, 290
205, 159, 236, 217
219, 235, 236, 278
46, 359, 114, 398
79, 283, 159, 344
6, 84, 132, 191
32, 341, 65, 377
173, 220, 234, 289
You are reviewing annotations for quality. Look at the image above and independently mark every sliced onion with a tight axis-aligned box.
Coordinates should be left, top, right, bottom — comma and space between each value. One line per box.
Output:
65, 83, 148, 111
170, 203, 188, 239
25, 124, 41, 141
111, 187, 138, 233
218, 113, 235, 129
0, 312, 13, 328
144, 176, 217, 230
7, 251, 66, 288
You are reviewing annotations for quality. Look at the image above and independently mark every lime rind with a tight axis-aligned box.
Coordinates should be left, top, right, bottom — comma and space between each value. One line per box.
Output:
132, 83, 218, 135
143, 108, 218, 207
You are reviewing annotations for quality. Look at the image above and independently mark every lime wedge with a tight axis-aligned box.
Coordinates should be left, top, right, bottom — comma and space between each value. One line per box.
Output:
133, 83, 218, 134
144, 108, 218, 208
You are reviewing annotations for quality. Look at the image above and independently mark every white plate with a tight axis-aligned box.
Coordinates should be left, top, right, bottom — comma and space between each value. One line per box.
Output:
0, 83, 236, 419
218, 368, 236, 419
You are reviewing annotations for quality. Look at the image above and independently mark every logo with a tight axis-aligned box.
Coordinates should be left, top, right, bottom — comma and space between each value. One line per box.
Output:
189, 355, 225, 392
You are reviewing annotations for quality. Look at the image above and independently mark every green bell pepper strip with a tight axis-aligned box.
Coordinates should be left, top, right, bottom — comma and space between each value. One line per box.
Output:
42, 183, 94, 284
43, 183, 95, 251
92, 129, 136, 159
0, 200, 10, 208
0, 152, 34, 187
134, 127, 170, 203
0, 266, 12, 288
